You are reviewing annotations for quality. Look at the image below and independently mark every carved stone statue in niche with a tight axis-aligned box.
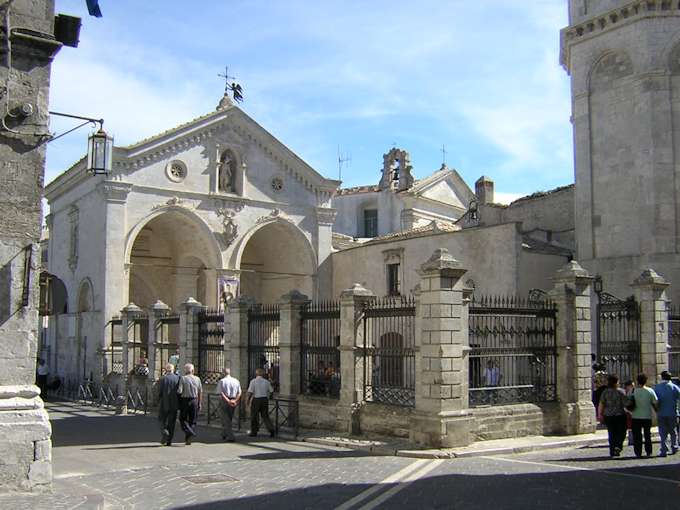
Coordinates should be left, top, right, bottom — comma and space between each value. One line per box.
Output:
218, 149, 237, 193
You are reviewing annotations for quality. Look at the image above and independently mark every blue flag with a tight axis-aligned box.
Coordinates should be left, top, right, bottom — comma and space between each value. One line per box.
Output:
86, 0, 102, 17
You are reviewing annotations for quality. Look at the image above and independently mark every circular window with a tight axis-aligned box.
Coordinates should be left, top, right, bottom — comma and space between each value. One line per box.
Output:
271, 176, 284, 192
165, 160, 187, 183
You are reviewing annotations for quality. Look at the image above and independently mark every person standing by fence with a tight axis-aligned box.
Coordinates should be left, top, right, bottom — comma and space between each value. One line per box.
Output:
631, 373, 658, 458
217, 368, 241, 442
597, 374, 627, 457
177, 363, 202, 445
157, 363, 180, 446
653, 370, 679, 457
247, 368, 275, 438
36, 359, 49, 398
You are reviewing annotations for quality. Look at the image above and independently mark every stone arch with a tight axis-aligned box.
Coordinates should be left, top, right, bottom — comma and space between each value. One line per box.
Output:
588, 50, 634, 91
77, 278, 94, 313
233, 218, 317, 302
126, 207, 223, 309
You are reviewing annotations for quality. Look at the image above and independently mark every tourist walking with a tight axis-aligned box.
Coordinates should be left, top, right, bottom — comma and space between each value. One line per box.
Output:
246, 368, 275, 438
598, 374, 627, 457
36, 358, 49, 398
217, 368, 241, 442
177, 363, 202, 445
623, 379, 635, 446
157, 363, 180, 446
653, 370, 679, 456
630, 373, 658, 457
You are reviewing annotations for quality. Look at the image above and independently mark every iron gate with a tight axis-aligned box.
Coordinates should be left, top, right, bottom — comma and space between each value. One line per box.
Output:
106, 317, 124, 376
248, 304, 280, 392
300, 301, 341, 397
127, 317, 149, 376
197, 308, 224, 384
157, 315, 179, 378
468, 296, 557, 406
360, 296, 416, 407
668, 305, 680, 375
596, 293, 641, 383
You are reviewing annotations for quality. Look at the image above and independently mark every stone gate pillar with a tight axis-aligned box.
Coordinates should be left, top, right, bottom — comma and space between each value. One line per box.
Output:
120, 303, 143, 414
632, 269, 670, 379
179, 298, 203, 373
149, 300, 170, 381
278, 291, 310, 398
338, 284, 375, 433
410, 248, 472, 448
549, 261, 596, 435
226, 297, 251, 385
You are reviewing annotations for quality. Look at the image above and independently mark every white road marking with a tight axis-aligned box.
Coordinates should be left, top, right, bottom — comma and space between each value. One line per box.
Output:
484, 456, 680, 485
333, 459, 430, 510
357, 459, 444, 510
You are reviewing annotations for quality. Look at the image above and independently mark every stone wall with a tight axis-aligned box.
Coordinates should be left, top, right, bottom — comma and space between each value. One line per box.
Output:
359, 403, 411, 438
0, 0, 60, 490
470, 403, 561, 441
298, 395, 340, 431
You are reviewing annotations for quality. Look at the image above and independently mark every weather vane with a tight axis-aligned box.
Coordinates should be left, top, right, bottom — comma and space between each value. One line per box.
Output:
218, 66, 244, 103
441, 144, 447, 166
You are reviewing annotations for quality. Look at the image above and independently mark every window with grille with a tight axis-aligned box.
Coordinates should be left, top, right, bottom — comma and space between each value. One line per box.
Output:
363, 209, 378, 237
387, 263, 400, 296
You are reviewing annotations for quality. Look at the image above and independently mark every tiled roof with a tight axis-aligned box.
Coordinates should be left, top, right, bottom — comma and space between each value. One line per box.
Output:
336, 185, 380, 195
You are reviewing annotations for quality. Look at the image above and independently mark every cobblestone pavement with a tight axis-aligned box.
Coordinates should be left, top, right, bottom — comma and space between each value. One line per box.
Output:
2, 402, 679, 509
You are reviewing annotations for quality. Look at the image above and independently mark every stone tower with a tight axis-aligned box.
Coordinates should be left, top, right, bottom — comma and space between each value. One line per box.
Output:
378, 147, 414, 192
561, 0, 680, 300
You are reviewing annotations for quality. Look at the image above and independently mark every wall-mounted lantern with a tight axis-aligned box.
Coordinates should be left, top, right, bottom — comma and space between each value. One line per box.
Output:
87, 127, 113, 175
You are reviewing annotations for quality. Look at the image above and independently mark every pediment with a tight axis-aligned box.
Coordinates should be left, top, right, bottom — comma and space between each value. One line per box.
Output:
409, 169, 474, 210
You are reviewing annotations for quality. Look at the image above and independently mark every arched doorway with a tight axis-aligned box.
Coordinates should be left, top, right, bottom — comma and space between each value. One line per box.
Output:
238, 221, 316, 303
127, 209, 222, 310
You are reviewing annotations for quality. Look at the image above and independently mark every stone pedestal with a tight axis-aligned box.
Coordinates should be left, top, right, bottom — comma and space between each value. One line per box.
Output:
338, 284, 374, 434
632, 269, 670, 379
278, 291, 310, 398
549, 261, 597, 435
409, 248, 473, 448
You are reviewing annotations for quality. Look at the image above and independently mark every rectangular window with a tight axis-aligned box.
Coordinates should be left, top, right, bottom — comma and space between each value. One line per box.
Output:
363, 209, 378, 237
387, 263, 400, 296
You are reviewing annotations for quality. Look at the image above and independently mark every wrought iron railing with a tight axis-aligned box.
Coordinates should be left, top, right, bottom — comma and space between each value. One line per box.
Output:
360, 295, 416, 408
469, 295, 557, 406
248, 304, 280, 392
668, 304, 680, 375
596, 292, 641, 383
157, 315, 180, 378
197, 308, 225, 385
204, 393, 298, 436
300, 301, 341, 398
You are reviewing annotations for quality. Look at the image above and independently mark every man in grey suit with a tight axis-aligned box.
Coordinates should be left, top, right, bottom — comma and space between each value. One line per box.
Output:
157, 363, 180, 446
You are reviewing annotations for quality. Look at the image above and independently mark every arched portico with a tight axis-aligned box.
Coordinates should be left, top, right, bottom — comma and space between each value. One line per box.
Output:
235, 219, 317, 303
126, 208, 222, 310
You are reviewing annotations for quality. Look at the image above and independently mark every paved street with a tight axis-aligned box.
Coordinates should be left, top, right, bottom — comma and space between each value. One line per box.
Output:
2, 401, 679, 509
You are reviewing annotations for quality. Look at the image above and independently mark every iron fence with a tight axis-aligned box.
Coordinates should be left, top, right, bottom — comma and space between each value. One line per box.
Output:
128, 317, 149, 377
197, 308, 225, 384
669, 305, 680, 375
157, 315, 180, 378
104, 318, 124, 376
248, 304, 280, 392
469, 295, 557, 406
361, 295, 416, 407
596, 293, 641, 383
300, 301, 341, 398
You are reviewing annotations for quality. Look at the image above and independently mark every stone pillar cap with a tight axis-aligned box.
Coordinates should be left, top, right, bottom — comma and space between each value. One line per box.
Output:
553, 260, 593, 282
182, 297, 202, 308
341, 283, 374, 298
418, 248, 466, 277
632, 268, 669, 288
279, 289, 310, 304
151, 300, 170, 314
121, 302, 143, 315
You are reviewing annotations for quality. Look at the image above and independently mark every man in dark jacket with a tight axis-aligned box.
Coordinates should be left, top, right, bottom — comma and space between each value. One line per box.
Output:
158, 363, 180, 446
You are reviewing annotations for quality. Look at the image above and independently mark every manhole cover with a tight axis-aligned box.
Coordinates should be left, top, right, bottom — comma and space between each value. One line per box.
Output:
182, 474, 239, 485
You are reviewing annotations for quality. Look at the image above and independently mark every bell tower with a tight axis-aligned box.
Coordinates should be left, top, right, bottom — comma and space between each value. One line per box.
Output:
561, 0, 680, 298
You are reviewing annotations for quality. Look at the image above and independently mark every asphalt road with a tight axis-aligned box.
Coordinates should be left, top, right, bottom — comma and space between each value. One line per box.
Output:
4, 401, 679, 509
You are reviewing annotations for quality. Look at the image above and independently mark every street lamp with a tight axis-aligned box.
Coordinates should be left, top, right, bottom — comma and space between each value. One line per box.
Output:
593, 274, 603, 296
87, 127, 113, 175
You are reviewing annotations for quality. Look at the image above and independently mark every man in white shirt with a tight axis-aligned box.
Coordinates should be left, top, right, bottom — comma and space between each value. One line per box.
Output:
177, 363, 202, 445
216, 368, 241, 442
246, 368, 275, 438
36, 358, 49, 398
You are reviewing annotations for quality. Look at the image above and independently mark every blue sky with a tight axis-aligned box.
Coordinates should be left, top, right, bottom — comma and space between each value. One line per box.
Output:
47, 0, 573, 203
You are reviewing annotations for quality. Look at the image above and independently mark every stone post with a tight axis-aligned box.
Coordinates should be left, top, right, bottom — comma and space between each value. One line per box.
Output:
179, 297, 203, 372
149, 300, 171, 381
632, 269, 670, 380
119, 303, 143, 414
226, 297, 251, 385
278, 290, 310, 398
410, 248, 472, 448
338, 284, 375, 434
549, 261, 596, 435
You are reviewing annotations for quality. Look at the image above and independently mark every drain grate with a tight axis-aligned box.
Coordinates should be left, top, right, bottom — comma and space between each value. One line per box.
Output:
182, 474, 239, 485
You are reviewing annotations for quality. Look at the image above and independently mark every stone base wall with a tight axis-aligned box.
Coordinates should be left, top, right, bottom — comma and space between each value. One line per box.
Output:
470, 403, 562, 441
359, 402, 411, 438
298, 395, 340, 431
0, 388, 52, 491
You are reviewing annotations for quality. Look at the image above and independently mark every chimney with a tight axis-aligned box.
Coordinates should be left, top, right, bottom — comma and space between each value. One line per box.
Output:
475, 176, 494, 204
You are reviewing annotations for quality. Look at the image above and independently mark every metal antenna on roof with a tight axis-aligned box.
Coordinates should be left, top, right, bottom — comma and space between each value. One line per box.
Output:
338, 146, 351, 181
441, 144, 447, 166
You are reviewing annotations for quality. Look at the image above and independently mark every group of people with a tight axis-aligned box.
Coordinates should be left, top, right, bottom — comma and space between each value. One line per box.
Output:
598, 370, 680, 458
157, 364, 276, 446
